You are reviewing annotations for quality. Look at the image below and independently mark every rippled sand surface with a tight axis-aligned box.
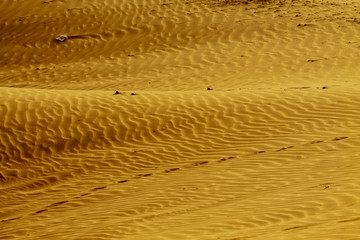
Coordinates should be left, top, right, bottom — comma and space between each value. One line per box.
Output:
1, 0, 360, 239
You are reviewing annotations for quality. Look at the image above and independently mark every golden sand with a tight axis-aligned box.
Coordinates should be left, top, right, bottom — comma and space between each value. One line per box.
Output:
1, 0, 360, 239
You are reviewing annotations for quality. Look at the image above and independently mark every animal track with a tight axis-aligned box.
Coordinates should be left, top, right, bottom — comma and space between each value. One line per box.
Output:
0, 217, 21, 223
2, 135, 350, 223
30, 200, 71, 217
271, 136, 349, 154
192, 161, 209, 166
217, 156, 236, 162
118, 180, 129, 183
137, 173, 152, 177
51, 201, 68, 207
333, 137, 348, 141
33, 209, 48, 215
275, 146, 295, 152
338, 217, 360, 223
92, 186, 107, 191
164, 168, 180, 173
284, 224, 312, 231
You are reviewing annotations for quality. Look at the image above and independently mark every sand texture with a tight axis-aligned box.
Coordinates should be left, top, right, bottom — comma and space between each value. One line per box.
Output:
1, 0, 360, 239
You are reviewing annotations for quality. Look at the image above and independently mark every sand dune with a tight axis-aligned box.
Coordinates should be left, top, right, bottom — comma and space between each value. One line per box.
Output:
1, 0, 360, 239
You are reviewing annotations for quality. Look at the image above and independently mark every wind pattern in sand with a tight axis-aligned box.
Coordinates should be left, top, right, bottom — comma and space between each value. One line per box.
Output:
1, 0, 360, 239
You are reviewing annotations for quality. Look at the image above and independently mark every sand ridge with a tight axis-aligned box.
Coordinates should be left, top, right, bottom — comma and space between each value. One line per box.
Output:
1, 0, 360, 239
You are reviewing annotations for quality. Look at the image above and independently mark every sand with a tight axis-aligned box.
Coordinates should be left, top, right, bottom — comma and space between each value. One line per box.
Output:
1, 0, 360, 239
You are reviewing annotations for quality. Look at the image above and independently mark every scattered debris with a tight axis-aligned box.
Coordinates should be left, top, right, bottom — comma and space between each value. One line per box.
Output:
56, 35, 68, 42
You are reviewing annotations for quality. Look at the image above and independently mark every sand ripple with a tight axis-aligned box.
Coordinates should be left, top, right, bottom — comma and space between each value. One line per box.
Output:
1, 0, 360, 239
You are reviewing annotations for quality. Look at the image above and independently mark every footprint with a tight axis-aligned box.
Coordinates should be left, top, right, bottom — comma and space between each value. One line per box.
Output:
192, 161, 209, 166
218, 156, 236, 162
0, 217, 21, 222
164, 168, 180, 173
92, 186, 107, 191
33, 209, 48, 215
333, 137, 348, 141
137, 173, 152, 177
338, 217, 360, 223
118, 180, 129, 183
276, 146, 295, 152
50, 201, 68, 207
284, 225, 308, 231
275, 147, 287, 152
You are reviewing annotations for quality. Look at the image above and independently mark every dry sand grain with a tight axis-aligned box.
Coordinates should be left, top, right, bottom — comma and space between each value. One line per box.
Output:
1, 0, 360, 239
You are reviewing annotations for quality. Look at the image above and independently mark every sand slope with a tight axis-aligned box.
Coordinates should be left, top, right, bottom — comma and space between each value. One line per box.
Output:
1, 0, 360, 239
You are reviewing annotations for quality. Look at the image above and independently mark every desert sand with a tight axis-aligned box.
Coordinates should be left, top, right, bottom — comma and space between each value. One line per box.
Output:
1, 0, 360, 239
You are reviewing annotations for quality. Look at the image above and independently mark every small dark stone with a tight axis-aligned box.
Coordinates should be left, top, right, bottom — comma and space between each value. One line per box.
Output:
207, 87, 213, 90
114, 91, 120, 95
322, 86, 326, 89
36, 68, 40, 70
131, 93, 135, 95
